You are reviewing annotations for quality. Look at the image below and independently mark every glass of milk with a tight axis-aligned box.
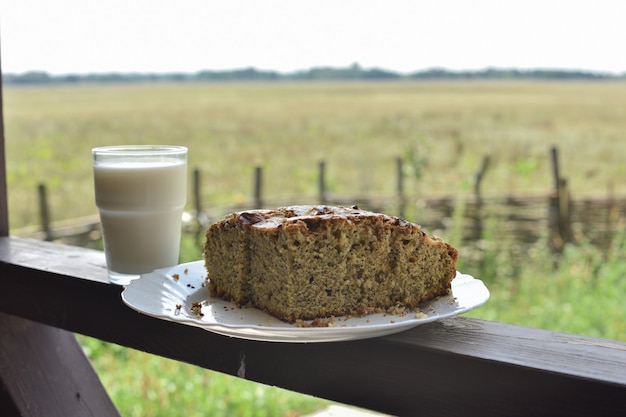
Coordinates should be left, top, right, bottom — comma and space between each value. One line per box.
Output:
93, 145, 188, 285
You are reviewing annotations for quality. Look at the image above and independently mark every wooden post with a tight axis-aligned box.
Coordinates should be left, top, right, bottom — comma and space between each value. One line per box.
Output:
0, 48, 8, 237
396, 156, 404, 198
548, 146, 572, 255
192, 166, 206, 240
396, 156, 406, 218
0, 312, 122, 417
254, 165, 263, 208
550, 147, 560, 192
319, 160, 327, 205
37, 183, 53, 241
474, 155, 490, 203
548, 147, 562, 254
558, 178, 572, 244
472, 155, 490, 240
193, 167, 202, 219
606, 180, 617, 251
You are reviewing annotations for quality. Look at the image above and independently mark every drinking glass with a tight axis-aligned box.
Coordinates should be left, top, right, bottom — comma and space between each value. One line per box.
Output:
93, 145, 188, 285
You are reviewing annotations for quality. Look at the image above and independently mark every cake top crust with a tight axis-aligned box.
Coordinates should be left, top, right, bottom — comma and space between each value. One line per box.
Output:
222, 205, 424, 235
232, 205, 393, 228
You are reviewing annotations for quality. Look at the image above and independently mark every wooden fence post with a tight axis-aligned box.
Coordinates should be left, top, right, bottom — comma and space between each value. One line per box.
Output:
192, 166, 210, 238
549, 147, 562, 253
0, 77, 8, 237
474, 155, 490, 204
558, 178, 572, 243
548, 147, 572, 254
550, 147, 560, 191
254, 165, 263, 208
396, 156, 406, 218
471, 155, 490, 240
318, 160, 327, 205
606, 180, 617, 250
193, 167, 202, 219
37, 183, 53, 241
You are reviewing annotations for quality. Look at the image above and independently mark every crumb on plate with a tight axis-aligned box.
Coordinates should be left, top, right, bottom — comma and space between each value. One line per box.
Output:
191, 301, 204, 317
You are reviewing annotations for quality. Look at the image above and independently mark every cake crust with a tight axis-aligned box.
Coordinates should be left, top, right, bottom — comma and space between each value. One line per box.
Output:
203, 205, 458, 324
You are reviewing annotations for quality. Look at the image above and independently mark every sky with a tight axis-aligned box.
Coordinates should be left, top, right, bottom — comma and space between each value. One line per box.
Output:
1, 0, 625, 75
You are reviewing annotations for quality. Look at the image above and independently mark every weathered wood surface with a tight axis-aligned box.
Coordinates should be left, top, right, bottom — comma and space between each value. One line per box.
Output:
0, 65, 8, 238
1, 236, 626, 416
0, 313, 121, 417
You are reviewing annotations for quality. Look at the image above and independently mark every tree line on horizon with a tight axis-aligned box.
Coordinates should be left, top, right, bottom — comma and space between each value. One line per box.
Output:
3, 64, 624, 85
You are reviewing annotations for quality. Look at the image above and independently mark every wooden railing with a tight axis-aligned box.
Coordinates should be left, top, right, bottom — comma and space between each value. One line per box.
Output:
1, 236, 626, 416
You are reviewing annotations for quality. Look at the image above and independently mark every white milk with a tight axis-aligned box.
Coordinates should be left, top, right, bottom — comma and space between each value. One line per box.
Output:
94, 160, 187, 274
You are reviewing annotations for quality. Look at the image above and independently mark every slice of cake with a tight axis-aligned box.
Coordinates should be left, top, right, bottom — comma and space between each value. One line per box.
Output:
203, 205, 458, 324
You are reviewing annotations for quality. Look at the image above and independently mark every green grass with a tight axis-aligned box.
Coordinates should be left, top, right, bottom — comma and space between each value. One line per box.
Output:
460, 229, 626, 341
5, 81, 626, 230
78, 336, 328, 417
4, 81, 626, 415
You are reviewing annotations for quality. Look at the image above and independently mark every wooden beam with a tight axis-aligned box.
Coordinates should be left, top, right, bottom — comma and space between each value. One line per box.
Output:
0, 38, 10, 237
0, 313, 121, 417
254, 165, 263, 208
319, 160, 327, 205
1, 237, 625, 416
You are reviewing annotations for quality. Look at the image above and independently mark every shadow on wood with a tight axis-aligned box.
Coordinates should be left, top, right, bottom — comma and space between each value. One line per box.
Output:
0, 312, 120, 417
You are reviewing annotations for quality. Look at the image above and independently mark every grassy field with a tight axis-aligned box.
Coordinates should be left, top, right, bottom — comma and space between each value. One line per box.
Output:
5, 81, 626, 230
4, 80, 626, 416
77, 334, 330, 417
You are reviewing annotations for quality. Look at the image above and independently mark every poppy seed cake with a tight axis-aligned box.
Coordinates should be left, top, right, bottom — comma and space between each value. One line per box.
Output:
203, 205, 459, 324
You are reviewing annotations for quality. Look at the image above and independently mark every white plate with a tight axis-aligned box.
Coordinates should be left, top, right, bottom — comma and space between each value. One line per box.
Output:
122, 261, 489, 343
